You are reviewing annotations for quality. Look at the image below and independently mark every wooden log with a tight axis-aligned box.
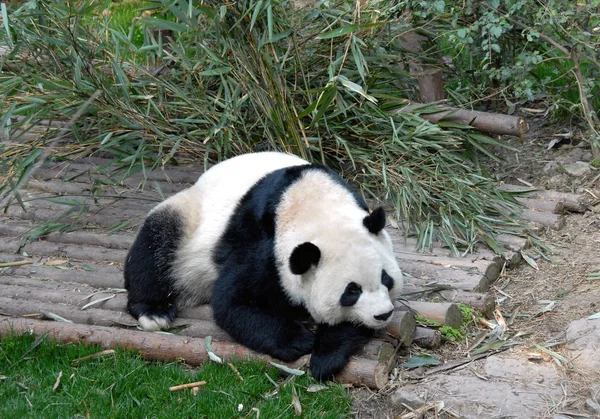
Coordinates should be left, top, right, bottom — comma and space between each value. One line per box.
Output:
437, 289, 495, 318
37, 158, 201, 185
397, 33, 446, 103
499, 184, 588, 213
395, 251, 502, 291
0, 221, 135, 250
394, 301, 462, 329
387, 228, 501, 260
0, 280, 413, 347
398, 102, 528, 136
496, 233, 529, 252
0, 318, 389, 389
27, 178, 170, 201
0, 240, 128, 264
520, 209, 565, 230
516, 197, 565, 214
0, 296, 231, 340
399, 284, 495, 318
4, 204, 145, 230
336, 357, 389, 389
1, 262, 123, 290
397, 261, 488, 291
380, 310, 415, 346
357, 340, 396, 364
413, 327, 442, 349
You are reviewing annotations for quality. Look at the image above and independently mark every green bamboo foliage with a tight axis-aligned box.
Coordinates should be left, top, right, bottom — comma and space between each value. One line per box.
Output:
0, 0, 523, 253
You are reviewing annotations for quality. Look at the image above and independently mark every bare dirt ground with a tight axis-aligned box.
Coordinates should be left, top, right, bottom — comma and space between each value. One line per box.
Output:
353, 119, 600, 418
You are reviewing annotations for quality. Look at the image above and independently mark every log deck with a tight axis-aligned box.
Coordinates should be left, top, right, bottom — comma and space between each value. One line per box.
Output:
0, 157, 586, 388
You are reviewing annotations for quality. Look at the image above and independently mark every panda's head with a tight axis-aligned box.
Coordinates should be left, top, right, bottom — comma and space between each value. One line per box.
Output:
287, 207, 403, 329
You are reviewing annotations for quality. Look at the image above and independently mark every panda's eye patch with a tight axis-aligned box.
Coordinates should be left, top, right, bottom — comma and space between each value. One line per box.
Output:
381, 270, 394, 291
340, 282, 362, 307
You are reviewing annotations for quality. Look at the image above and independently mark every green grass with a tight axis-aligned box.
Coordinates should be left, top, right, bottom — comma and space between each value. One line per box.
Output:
0, 334, 351, 418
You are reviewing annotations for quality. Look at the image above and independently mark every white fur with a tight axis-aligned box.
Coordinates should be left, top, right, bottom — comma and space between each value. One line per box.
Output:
274, 170, 403, 328
165, 152, 308, 307
149, 152, 402, 328
138, 315, 172, 331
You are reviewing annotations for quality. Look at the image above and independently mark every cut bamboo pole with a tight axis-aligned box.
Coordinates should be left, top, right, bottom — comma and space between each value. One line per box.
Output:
395, 301, 462, 329
413, 327, 442, 349
0, 318, 390, 389
398, 102, 528, 136
381, 311, 416, 346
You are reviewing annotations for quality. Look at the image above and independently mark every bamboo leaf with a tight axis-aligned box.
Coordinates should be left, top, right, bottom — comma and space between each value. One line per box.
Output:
205, 336, 223, 364
521, 251, 539, 270
401, 355, 441, 369
81, 295, 116, 310
198, 67, 232, 76
41, 312, 73, 323
318, 24, 359, 39
269, 361, 305, 376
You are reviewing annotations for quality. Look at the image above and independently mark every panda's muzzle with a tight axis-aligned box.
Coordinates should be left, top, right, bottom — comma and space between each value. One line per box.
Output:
374, 309, 394, 322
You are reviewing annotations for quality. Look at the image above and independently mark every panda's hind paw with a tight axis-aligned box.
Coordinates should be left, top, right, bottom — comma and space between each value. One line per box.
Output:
138, 314, 172, 331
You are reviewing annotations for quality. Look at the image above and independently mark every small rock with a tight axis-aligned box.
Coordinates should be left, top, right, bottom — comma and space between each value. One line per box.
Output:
566, 147, 585, 162
546, 174, 570, 189
567, 317, 600, 371
543, 160, 560, 174
390, 388, 426, 410
586, 398, 600, 414
563, 161, 592, 177
582, 151, 593, 161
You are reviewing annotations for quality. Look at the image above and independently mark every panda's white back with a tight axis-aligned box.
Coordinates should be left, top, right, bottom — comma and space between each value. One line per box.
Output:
165, 152, 308, 305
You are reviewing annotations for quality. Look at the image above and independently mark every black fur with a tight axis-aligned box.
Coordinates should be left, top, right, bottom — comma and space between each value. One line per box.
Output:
340, 282, 362, 307
212, 164, 374, 379
124, 207, 183, 324
381, 269, 394, 291
289, 242, 321, 275
310, 323, 374, 381
363, 206, 386, 235
124, 161, 376, 380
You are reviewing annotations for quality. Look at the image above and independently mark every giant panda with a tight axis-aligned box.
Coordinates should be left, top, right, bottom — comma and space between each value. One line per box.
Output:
124, 152, 403, 380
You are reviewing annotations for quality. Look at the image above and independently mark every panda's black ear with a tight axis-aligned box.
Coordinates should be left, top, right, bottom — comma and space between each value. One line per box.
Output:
363, 206, 386, 235
289, 242, 321, 275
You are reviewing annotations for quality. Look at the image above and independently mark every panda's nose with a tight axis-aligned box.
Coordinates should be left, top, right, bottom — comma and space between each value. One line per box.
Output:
374, 310, 393, 321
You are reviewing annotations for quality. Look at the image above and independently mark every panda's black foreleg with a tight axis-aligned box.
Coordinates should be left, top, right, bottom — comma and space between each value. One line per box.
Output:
309, 323, 374, 381
124, 207, 182, 330
213, 306, 315, 362
212, 288, 314, 361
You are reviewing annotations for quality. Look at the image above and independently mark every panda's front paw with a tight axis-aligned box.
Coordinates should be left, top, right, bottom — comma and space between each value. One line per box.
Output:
309, 352, 345, 382
272, 325, 315, 362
